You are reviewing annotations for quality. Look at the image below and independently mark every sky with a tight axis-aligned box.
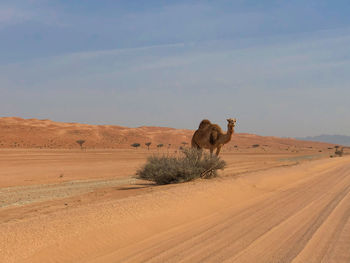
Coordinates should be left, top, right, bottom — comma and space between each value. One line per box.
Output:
1, 0, 350, 137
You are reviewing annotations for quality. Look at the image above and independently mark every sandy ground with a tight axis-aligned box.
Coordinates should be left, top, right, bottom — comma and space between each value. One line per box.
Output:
1, 149, 349, 262
0, 149, 324, 209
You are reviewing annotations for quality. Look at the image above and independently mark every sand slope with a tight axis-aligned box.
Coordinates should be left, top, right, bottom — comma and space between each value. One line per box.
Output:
1, 156, 350, 262
0, 117, 336, 151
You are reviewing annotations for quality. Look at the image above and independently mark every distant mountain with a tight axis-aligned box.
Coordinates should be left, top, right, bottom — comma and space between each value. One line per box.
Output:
297, 135, 350, 146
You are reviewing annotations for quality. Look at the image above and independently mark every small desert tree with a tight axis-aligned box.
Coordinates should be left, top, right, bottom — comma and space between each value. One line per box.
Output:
76, 139, 85, 150
157, 143, 164, 149
131, 143, 141, 149
145, 142, 152, 150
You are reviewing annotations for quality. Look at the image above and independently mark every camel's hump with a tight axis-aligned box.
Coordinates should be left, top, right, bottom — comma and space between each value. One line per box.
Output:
198, 119, 211, 129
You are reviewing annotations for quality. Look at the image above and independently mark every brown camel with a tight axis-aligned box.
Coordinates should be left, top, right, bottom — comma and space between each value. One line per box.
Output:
191, 118, 236, 156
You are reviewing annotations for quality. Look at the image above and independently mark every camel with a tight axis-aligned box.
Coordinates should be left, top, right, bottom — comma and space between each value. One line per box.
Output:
191, 118, 236, 156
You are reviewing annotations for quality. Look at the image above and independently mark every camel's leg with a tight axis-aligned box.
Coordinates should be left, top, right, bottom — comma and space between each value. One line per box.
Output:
216, 146, 222, 156
210, 148, 214, 156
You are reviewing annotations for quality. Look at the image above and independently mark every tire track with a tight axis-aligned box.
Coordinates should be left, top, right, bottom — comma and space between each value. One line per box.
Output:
111, 163, 350, 263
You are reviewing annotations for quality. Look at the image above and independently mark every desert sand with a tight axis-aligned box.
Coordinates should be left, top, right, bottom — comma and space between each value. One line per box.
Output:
1, 117, 349, 262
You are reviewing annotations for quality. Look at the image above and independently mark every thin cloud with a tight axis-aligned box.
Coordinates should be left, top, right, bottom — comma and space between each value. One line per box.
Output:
0, 6, 32, 26
63, 42, 187, 61
0, 1, 63, 29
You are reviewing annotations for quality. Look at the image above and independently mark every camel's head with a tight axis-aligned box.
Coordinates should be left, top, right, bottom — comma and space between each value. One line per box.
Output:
227, 118, 236, 127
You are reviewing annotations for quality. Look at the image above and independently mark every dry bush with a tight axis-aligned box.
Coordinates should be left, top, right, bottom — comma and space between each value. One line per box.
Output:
137, 148, 226, 185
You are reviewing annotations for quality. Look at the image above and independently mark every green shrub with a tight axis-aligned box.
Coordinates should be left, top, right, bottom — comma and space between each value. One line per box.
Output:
137, 148, 226, 185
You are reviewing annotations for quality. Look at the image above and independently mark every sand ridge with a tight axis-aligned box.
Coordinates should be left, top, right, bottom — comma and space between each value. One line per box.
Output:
0, 117, 336, 151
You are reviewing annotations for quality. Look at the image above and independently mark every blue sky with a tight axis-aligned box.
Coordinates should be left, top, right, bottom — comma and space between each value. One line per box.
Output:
1, 0, 350, 136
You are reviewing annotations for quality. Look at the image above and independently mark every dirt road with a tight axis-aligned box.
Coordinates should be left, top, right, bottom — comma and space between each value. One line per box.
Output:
1, 155, 349, 262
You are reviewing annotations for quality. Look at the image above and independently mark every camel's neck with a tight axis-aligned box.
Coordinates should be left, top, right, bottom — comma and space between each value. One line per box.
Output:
221, 124, 234, 144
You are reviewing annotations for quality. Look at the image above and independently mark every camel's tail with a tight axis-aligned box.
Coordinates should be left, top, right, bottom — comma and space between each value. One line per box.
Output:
191, 137, 201, 149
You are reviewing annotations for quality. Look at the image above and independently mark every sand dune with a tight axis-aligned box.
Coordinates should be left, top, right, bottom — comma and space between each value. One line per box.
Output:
0, 117, 336, 151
